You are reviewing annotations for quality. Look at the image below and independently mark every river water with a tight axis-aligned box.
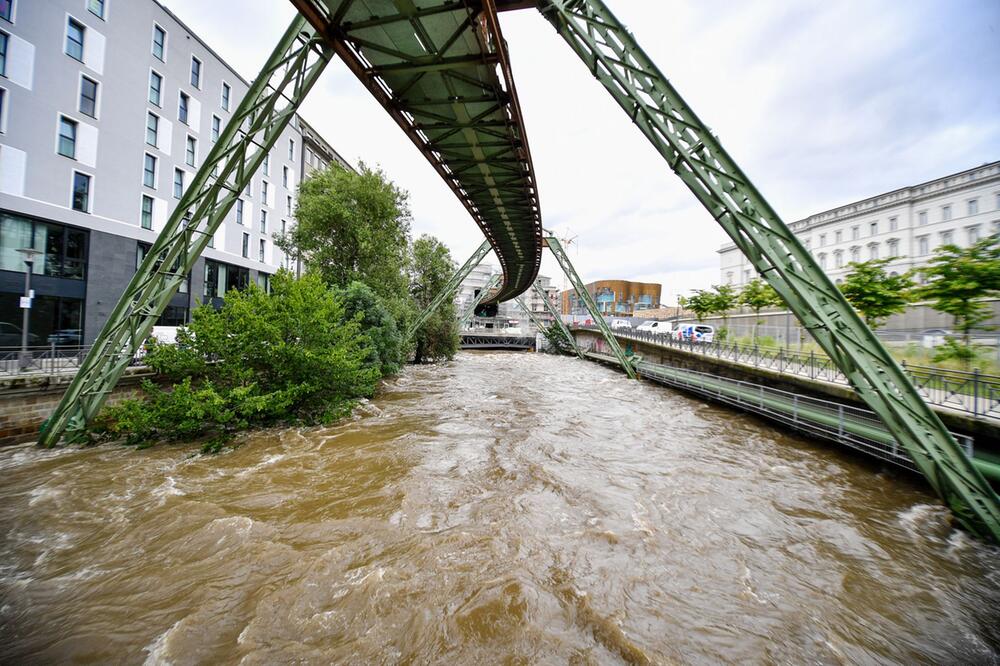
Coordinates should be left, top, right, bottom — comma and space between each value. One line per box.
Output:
1, 352, 998, 664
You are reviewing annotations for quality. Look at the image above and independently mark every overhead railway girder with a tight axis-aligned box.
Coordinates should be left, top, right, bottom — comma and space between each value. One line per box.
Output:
290, 0, 543, 302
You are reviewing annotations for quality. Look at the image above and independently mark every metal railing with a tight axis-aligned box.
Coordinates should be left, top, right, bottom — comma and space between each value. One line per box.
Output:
0, 344, 145, 378
572, 325, 1000, 421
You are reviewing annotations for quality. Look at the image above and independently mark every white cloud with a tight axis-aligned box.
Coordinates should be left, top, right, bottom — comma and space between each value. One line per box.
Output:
163, 0, 1000, 304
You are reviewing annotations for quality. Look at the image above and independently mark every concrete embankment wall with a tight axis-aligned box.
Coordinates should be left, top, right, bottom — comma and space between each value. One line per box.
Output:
0, 369, 153, 446
572, 329, 999, 449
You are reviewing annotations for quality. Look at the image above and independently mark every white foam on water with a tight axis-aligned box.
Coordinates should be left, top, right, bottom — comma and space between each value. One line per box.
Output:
143, 619, 181, 666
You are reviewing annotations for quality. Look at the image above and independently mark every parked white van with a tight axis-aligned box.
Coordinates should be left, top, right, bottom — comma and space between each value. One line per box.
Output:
636, 320, 672, 335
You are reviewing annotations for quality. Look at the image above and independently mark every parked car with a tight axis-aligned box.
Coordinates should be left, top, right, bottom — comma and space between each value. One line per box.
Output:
636, 320, 672, 335
610, 318, 632, 330
920, 328, 952, 348
676, 324, 715, 343
0, 322, 40, 347
47, 329, 83, 346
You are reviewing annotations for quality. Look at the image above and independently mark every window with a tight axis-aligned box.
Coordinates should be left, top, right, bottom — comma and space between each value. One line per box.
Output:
140, 194, 153, 229
940, 230, 953, 245
211, 115, 220, 142
185, 135, 196, 167
258, 239, 265, 262
1, 213, 88, 280
190, 56, 201, 89
0, 88, 6, 131
173, 168, 184, 199
850, 246, 860, 263
887, 239, 898, 257
0, 31, 7, 77
286, 195, 292, 216
138, 243, 189, 297
918, 236, 929, 256
288, 138, 294, 160
236, 199, 244, 225
889, 216, 898, 232
72, 172, 91, 212
203, 260, 248, 299
868, 243, 879, 260
66, 18, 85, 61
743, 270, 751, 283
87, 0, 104, 19
262, 181, 269, 206
870, 221, 878, 236
221, 82, 230, 111
260, 209, 267, 233
58, 116, 77, 158
803, 238, 811, 249
834, 230, 842, 243
178, 92, 189, 124
282, 166, 289, 188
242, 232, 249, 258
149, 70, 162, 106
818, 233, 826, 247
143, 153, 156, 188
941, 204, 952, 221
968, 199, 978, 216
263, 153, 270, 175
918, 210, 928, 226
0, 1, 11, 22
145, 112, 158, 147
967, 226, 980, 244
833, 250, 843, 269
79, 76, 98, 117
152, 25, 165, 61
818, 253, 827, 269
257, 272, 269, 291
850, 226, 859, 240
244, 180, 251, 198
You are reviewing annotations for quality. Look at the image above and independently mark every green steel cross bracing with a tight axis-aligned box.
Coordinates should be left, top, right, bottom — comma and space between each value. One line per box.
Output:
531, 280, 582, 357
37, 17, 333, 447
460, 273, 502, 328
538, 0, 1000, 542
407, 239, 492, 339
545, 236, 635, 378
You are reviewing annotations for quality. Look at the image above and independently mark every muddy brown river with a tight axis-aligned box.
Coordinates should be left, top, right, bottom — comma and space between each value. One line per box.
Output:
1, 352, 998, 663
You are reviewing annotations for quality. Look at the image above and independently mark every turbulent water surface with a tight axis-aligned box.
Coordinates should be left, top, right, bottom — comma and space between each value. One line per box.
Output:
1, 352, 999, 664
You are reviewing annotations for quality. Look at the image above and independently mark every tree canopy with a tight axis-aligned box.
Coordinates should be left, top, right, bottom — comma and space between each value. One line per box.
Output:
838, 258, 915, 329
409, 235, 459, 363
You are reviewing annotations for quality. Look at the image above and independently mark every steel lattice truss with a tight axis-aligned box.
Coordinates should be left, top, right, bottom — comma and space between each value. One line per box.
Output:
291, 0, 543, 302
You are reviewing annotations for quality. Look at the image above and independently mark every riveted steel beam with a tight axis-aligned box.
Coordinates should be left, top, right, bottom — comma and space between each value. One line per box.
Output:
532, 280, 582, 357
538, 0, 1000, 542
38, 16, 333, 447
460, 272, 502, 328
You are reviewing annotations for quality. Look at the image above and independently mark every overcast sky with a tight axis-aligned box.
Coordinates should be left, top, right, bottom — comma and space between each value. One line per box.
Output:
164, 0, 1000, 305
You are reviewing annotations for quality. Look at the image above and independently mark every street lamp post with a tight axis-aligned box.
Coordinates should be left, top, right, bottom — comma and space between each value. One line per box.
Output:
17, 247, 42, 369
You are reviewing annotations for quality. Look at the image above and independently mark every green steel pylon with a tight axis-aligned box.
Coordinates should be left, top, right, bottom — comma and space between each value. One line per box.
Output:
539, 0, 1000, 542
545, 236, 635, 378
529, 280, 582, 357
407, 239, 492, 339
38, 17, 333, 447
460, 273, 502, 328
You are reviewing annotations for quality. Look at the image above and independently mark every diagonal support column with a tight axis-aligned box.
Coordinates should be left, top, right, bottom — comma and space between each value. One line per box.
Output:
38, 16, 333, 447
460, 273, 502, 328
538, 0, 1000, 542
408, 239, 492, 339
545, 236, 635, 378
529, 281, 582, 357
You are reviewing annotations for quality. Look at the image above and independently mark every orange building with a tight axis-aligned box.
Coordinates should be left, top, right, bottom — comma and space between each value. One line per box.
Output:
561, 280, 662, 317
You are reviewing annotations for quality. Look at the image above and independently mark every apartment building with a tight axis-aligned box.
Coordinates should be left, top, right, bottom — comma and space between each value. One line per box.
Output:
454, 262, 558, 330
560, 279, 661, 317
719, 161, 1000, 287
0, 0, 349, 345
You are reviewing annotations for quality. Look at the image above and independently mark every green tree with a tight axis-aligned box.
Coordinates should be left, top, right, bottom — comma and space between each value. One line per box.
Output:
838, 258, 915, 329
685, 289, 716, 322
337, 281, 405, 376
92, 272, 378, 448
277, 163, 411, 300
711, 284, 738, 340
410, 235, 459, 363
919, 237, 1000, 360
739, 278, 781, 341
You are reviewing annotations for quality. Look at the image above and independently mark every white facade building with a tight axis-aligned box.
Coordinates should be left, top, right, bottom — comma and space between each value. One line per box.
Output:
720, 161, 1000, 287
454, 261, 557, 331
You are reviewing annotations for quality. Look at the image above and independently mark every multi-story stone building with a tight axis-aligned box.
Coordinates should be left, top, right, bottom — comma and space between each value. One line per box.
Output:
0, 0, 348, 346
719, 161, 1000, 287
454, 262, 557, 330
560, 279, 661, 317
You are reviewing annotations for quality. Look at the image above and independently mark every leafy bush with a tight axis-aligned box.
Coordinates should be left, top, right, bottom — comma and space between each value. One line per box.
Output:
91, 271, 379, 447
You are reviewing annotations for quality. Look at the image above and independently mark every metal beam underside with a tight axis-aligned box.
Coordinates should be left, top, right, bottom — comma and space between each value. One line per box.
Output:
290, 0, 543, 302
37, 17, 333, 446
538, 0, 1000, 542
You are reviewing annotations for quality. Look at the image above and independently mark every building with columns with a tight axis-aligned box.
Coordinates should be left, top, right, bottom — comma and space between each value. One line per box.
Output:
719, 161, 1000, 287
